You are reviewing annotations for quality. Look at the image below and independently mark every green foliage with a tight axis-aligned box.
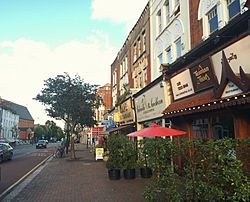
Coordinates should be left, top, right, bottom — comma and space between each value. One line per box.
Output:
122, 138, 137, 170
34, 121, 64, 141
143, 138, 250, 202
34, 73, 98, 130
106, 134, 126, 170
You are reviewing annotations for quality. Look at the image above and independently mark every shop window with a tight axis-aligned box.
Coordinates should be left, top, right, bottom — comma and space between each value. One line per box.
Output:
192, 118, 209, 139
212, 115, 234, 139
207, 6, 218, 34
227, 0, 240, 20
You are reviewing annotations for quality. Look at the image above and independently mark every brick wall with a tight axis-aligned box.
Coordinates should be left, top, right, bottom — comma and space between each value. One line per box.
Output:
189, 0, 203, 49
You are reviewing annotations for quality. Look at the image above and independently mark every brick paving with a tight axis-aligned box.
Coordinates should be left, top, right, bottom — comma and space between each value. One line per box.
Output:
4, 144, 150, 202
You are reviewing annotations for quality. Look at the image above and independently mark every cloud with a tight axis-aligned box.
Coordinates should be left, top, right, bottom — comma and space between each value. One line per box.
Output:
91, 0, 148, 28
0, 31, 117, 126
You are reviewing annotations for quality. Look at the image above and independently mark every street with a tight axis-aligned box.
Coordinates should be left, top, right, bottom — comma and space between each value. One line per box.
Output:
0, 143, 59, 194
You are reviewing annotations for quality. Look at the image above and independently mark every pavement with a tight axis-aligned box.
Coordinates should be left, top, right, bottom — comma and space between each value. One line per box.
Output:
2, 144, 150, 202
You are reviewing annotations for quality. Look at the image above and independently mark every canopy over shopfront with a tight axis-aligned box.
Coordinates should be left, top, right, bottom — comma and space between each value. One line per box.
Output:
127, 124, 186, 137
108, 124, 136, 135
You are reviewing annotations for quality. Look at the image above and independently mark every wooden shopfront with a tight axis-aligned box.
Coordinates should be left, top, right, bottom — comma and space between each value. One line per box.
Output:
162, 11, 250, 140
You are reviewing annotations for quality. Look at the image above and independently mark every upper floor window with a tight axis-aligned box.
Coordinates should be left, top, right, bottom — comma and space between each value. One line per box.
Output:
208, 6, 218, 34
133, 43, 137, 62
157, 10, 162, 35
175, 38, 182, 58
158, 53, 163, 68
166, 47, 172, 64
143, 68, 147, 86
138, 38, 141, 56
142, 31, 146, 52
227, 0, 240, 20
164, 1, 170, 25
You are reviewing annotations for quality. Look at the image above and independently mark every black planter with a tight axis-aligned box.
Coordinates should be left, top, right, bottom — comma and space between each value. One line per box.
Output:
108, 169, 121, 180
123, 168, 136, 179
140, 167, 152, 178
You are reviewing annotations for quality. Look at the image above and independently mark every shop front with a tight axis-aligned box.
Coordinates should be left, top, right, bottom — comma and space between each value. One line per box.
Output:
133, 76, 170, 131
108, 97, 136, 135
163, 32, 250, 139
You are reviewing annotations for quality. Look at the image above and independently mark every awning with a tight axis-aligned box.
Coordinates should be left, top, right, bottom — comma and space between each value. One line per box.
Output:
108, 123, 135, 134
163, 91, 250, 118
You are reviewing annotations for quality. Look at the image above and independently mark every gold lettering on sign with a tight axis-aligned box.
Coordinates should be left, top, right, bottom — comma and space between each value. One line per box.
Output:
193, 65, 210, 85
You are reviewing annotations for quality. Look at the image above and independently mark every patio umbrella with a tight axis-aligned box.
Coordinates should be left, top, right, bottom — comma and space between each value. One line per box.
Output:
127, 123, 186, 137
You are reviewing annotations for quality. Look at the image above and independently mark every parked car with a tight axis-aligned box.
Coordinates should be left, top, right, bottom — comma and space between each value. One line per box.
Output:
0, 143, 13, 162
36, 140, 47, 149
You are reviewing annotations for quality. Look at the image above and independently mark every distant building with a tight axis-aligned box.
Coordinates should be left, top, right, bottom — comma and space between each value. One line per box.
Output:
0, 98, 19, 141
95, 83, 112, 123
0, 97, 34, 141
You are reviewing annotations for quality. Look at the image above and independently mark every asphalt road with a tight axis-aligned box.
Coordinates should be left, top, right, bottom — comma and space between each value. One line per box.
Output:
0, 143, 59, 194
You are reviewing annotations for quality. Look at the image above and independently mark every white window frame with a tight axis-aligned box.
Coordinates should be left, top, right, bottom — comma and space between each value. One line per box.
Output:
157, 9, 162, 35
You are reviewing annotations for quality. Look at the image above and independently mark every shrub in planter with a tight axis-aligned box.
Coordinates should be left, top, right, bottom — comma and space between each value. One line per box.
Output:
106, 134, 125, 180
138, 139, 152, 178
122, 138, 137, 179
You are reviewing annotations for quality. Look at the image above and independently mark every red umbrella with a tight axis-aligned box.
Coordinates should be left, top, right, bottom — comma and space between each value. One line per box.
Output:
127, 124, 186, 137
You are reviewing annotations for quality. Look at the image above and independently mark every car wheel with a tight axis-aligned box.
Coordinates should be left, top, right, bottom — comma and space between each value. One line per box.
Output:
8, 153, 13, 160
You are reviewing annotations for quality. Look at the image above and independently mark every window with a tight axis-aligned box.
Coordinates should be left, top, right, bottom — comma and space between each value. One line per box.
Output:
192, 118, 209, 139
133, 43, 137, 62
157, 10, 162, 34
166, 47, 172, 64
158, 53, 163, 68
142, 31, 146, 52
227, 0, 240, 20
143, 68, 147, 86
208, 7, 218, 33
138, 38, 141, 56
212, 115, 234, 139
164, 1, 170, 24
175, 38, 182, 58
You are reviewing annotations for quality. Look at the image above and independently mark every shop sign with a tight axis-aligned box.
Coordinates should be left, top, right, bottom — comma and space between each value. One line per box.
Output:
119, 98, 134, 123
221, 81, 243, 98
135, 81, 166, 122
190, 58, 216, 92
171, 69, 195, 100
211, 36, 250, 83
95, 147, 104, 160
113, 111, 120, 122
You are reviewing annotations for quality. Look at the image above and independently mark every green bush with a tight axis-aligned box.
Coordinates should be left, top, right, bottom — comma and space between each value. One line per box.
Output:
143, 138, 250, 201
106, 134, 125, 170
122, 138, 137, 170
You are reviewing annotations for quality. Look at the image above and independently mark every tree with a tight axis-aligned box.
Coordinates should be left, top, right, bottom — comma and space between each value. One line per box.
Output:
34, 73, 98, 159
34, 122, 64, 142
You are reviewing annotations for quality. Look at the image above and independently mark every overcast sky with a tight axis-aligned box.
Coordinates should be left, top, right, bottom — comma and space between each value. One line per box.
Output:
0, 0, 148, 127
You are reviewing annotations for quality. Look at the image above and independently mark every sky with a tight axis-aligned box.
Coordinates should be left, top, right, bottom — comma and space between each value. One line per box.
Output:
0, 0, 148, 128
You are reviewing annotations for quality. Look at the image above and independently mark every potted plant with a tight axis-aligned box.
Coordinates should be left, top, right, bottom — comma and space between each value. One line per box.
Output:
138, 139, 152, 178
106, 134, 125, 180
122, 138, 137, 179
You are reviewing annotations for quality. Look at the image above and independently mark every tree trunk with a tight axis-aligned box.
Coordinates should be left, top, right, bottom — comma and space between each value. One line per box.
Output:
70, 136, 76, 159
65, 133, 70, 154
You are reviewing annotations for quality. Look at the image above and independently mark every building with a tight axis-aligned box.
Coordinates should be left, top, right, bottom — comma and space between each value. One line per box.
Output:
95, 83, 112, 123
162, 2, 250, 139
5, 101, 34, 140
150, 0, 191, 80
0, 98, 19, 142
